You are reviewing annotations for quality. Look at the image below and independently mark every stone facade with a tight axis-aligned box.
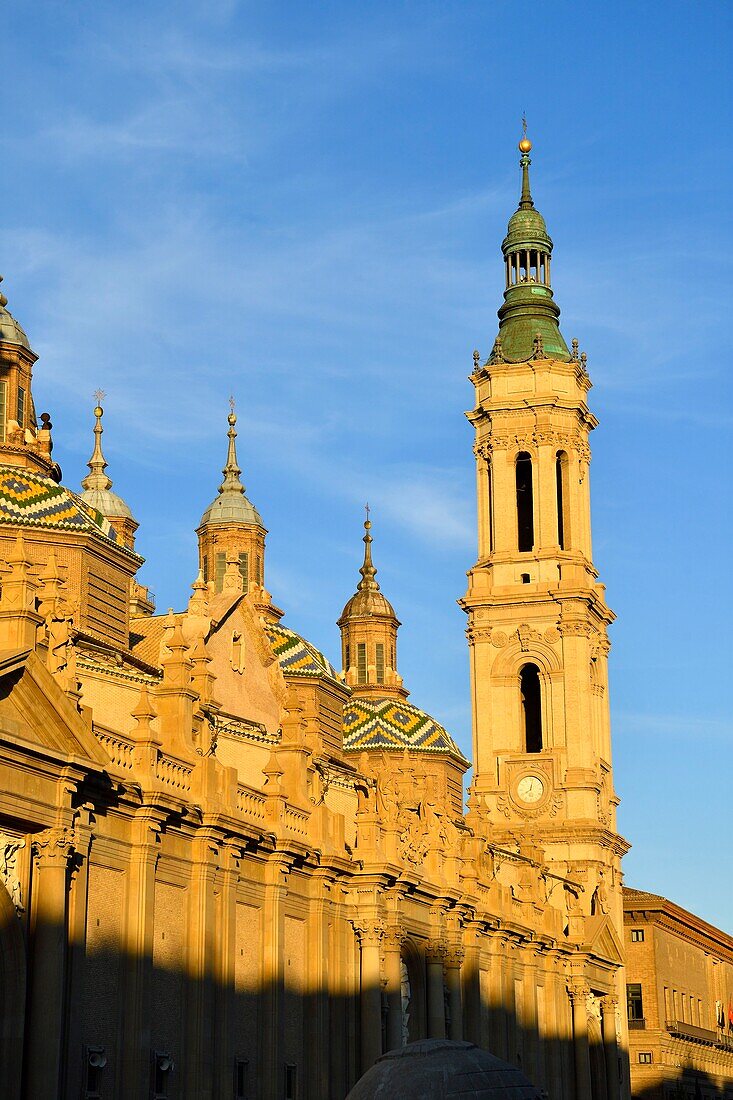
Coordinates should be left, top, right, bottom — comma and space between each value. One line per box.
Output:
0, 139, 647, 1100
624, 889, 733, 1098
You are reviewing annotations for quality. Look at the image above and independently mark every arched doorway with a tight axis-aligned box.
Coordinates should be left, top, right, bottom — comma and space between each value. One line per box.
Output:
401, 941, 427, 1043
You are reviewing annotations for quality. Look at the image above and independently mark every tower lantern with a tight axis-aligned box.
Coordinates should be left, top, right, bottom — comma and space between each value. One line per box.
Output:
197, 403, 276, 617
338, 510, 404, 696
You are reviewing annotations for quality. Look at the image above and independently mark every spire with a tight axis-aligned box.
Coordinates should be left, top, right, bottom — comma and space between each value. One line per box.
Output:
81, 394, 113, 493
358, 504, 379, 593
339, 507, 396, 623
219, 396, 245, 496
519, 114, 534, 210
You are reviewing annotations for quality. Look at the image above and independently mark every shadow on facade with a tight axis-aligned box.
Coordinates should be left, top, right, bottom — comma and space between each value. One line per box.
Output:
6, 901, 729, 1100
635, 1071, 731, 1100
0, 895, 641, 1100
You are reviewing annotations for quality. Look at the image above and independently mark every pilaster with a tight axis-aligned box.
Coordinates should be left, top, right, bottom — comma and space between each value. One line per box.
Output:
26, 826, 76, 1100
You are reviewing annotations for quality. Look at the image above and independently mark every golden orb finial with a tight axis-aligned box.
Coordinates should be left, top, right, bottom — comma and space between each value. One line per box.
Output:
519, 112, 532, 153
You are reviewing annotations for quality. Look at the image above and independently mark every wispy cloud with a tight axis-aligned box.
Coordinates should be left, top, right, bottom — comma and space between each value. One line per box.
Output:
615, 711, 732, 741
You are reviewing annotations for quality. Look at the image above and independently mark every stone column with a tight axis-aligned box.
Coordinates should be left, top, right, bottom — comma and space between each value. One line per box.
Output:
306, 872, 334, 1097
214, 844, 240, 1098
569, 981, 593, 1100
119, 811, 163, 1098
262, 857, 291, 1100
602, 995, 621, 1100
445, 946, 464, 1041
426, 940, 446, 1040
460, 925, 482, 1047
184, 830, 221, 1097
26, 827, 75, 1100
522, 948, 540, 1088
487, 937, 509, 1060
355, 922, 384, 1071
383, 926, 404, 1053
62, 819, 92, 1099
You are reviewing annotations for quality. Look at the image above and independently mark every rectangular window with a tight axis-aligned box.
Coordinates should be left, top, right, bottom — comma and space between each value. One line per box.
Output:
630, 928, 645, 942
203, 557, 209, 583
638, 1052, 652, 1064
627, 983, 644, 1021
16, 385, 25, 428
375, 642, 385, 684
344, 644, 350, 672
255, 554, 262, 585
357, 643, 367, 685
234, 1059, 249, 1099
0, 379, 6, 442
215, 552, 226, 593
285, 1063, 297, 1100
239, 551, 249, 595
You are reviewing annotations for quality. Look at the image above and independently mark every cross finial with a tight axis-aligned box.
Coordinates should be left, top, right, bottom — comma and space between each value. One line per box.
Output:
229, 395, 236, 414
94, 388, 106, 406
365, 501, 370, 524
522, 112, 528, 138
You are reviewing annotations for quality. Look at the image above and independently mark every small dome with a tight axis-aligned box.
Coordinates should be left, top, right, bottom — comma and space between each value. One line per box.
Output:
503, 206, 552, 253
340, 586, 395, 621
79, 485, 134, 520
0, 278, 32, 351
346, 1039, 544, 1100
199, 489, 262, 528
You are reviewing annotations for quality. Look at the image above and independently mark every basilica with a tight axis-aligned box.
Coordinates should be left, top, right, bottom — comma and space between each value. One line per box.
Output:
0, 138, 635, 1100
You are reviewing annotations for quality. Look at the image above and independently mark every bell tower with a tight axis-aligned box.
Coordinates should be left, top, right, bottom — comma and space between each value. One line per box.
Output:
461, 133, 627, 912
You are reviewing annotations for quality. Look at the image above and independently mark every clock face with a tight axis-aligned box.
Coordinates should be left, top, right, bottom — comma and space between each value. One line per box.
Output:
516, 774, 545, 804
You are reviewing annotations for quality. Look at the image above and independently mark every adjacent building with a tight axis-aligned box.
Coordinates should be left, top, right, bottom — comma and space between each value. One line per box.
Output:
624, 888, 733, 1098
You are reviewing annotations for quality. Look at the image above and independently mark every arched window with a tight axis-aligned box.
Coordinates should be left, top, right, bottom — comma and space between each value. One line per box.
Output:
556, 451, 569, 550
516, 452, 534, 552
520, 664, 542, 753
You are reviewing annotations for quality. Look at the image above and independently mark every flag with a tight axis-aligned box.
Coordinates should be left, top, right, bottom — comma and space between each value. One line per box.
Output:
728, 1000, 733, 1030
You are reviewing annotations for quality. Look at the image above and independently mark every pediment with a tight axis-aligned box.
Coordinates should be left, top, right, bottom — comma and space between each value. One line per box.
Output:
585, 913, 625, 965
0, 647, 109, 768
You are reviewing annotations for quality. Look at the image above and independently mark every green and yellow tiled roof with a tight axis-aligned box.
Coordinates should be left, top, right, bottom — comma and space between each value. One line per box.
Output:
343, 695, 466, 758
0, 465, 118, 542
263, 621, 339, 683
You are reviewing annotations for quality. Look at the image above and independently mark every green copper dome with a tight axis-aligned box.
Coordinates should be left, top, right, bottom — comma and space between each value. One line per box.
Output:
493, 139, 570, 364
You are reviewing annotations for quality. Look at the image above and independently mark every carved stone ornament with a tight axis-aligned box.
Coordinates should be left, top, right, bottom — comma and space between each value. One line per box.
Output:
491, 631, 508, 649
558, 620, 595, 639
543, 626, 560, 644
353, 921, 385, 948
488, 337, 505, 365
516, 624, 541, 652
32, 826, 77, 867
0, 833, 26, 912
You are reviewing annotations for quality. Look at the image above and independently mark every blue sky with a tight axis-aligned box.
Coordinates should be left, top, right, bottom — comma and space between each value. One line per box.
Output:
2, 1, 732, 930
